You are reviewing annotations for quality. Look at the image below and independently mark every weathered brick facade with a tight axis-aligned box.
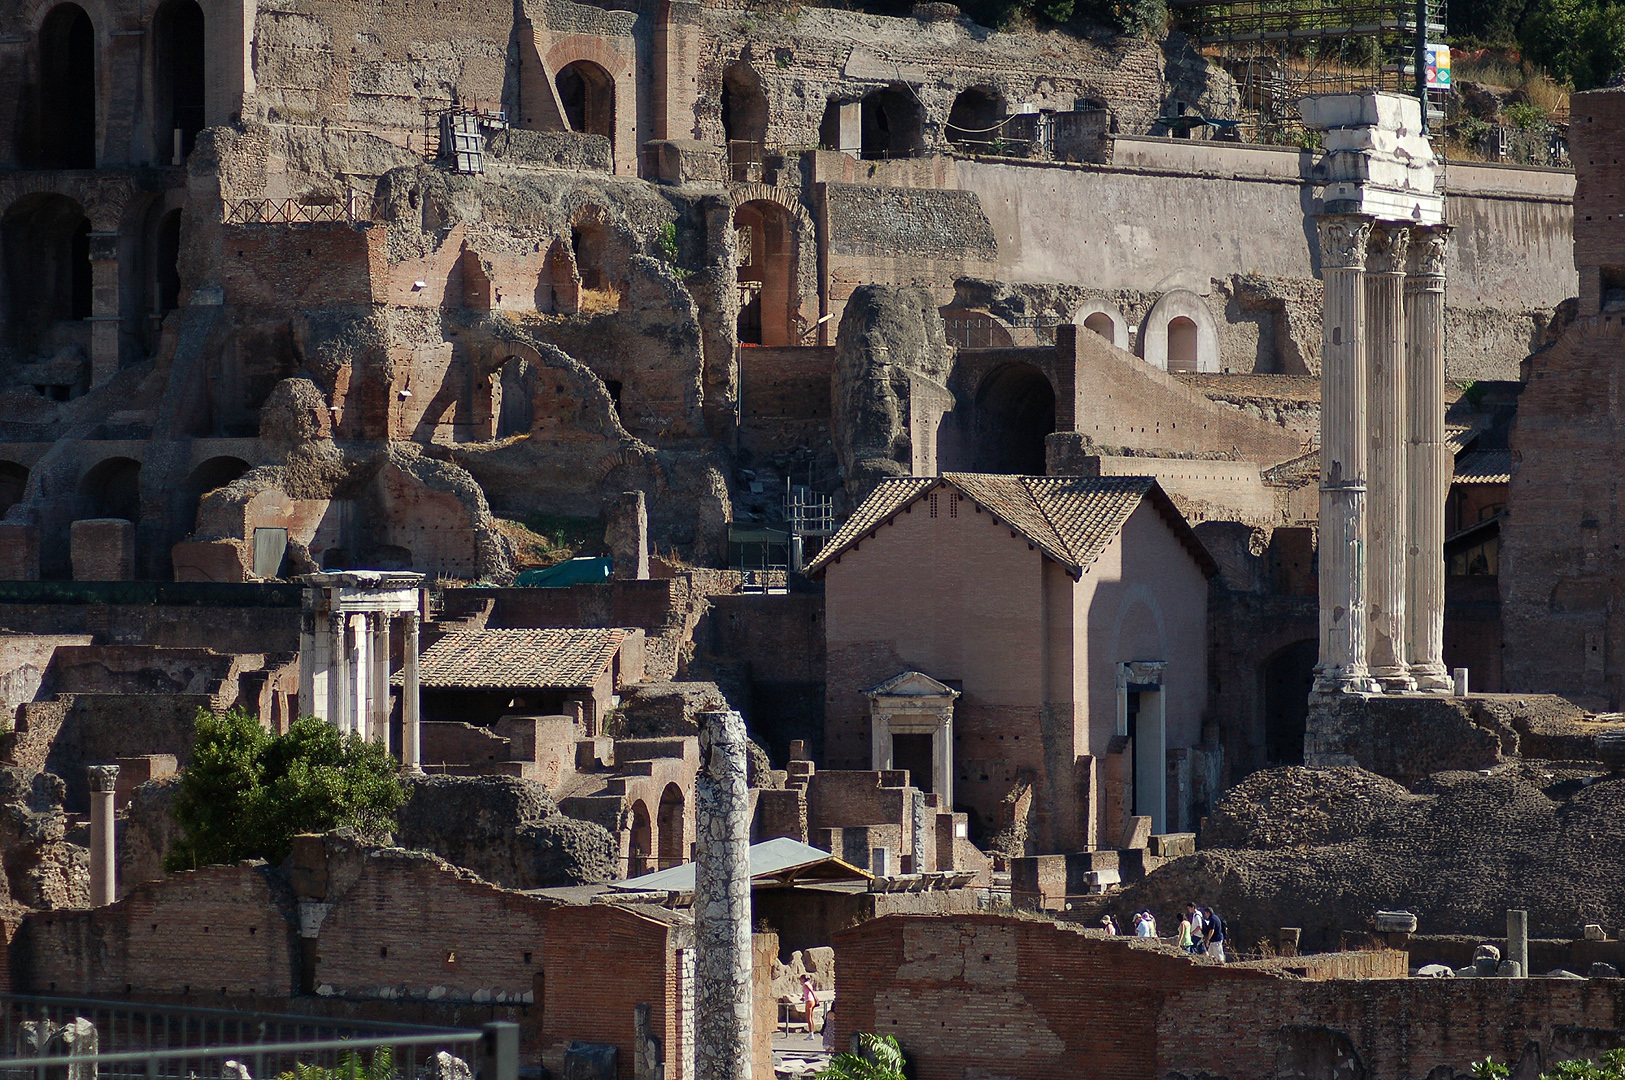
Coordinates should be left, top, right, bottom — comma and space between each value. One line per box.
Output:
834, 914, 1625, 1080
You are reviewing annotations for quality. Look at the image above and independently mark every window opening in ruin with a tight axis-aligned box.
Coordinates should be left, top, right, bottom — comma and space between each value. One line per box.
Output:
555, 61, 615, 146
892, 733, 934, 794
0, 462, 29, 517
78, 456, 141, 523
496, 358, 534, 438
154, 0, 205, 162
1603, 267, 1625, 313
818, 99, 842, 151
604, 378, 623, 418
178, 456, 249, 551
2, 193, 94, 359
860, 85, 924, 160
156, 209, 182, 314
571, 223, 610, 293
1262, 639, 1317, 766
1167, 316, 1199, 373
629, 800, 653, 877
657, 783, 685, 869
35, 4, 97, 168
732, 201, 796, 347
946, 86, 1005, 154
1449, 536, 1499, 577
972, 362, 1055, 475
1084, 312, 1115, 341
721, 61, 768, 181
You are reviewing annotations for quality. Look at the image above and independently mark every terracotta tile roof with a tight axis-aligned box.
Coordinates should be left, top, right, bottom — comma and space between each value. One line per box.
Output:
1453, 448, 1512, 485
412, 628, 629, 690
807, 473, 1215, 577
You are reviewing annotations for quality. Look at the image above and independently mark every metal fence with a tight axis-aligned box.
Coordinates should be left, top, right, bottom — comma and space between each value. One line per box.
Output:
222, 195, 368, 226
0, 996, 513, 1080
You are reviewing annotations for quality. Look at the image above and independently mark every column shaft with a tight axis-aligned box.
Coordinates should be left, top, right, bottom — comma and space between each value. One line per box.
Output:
1315, 215, 1379, 694
1406, 226, 1453, 691
298, 610, 316, 722
1365, 225, 1414, 690
369, 613, 391, 748
88, 232, 120, 388
403, 611, 422, 770
88, 765, 119, 906
327, 609, 348, 733
694, 710, 753, 1080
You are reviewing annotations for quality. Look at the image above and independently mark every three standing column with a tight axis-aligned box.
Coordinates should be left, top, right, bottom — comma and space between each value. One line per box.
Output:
368, 613, 391, 748
1365, 225, 1415, 691
403, 611, 423, 772
1406, 225, 1453, 691
1314, 214, 1380, 694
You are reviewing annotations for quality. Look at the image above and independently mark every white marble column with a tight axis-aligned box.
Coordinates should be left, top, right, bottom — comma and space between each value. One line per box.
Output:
327, 609, 349, 732
1314, 214, 1380, 694
1365, 224, 1415, 691
403, 611, 422, 770
346, 616, 364, 737
298, 609, 317, 722
368, 613, 391, 747
88, 764, 119, 906
1406, 225, 1453, 691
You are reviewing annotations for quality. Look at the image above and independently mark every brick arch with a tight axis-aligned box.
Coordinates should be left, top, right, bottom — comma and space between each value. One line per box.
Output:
727, 183, 812, 230
0, 172, 140, 235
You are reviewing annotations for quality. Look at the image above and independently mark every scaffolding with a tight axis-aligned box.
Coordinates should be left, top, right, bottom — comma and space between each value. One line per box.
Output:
1170, 0, 1447, 143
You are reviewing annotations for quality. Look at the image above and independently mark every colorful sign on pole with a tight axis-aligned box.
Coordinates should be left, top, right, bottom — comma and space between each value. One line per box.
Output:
1425, 44, 1451, 89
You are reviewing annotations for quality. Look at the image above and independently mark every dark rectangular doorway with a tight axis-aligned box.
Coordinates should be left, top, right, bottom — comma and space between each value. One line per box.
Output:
892, 733, 933, 794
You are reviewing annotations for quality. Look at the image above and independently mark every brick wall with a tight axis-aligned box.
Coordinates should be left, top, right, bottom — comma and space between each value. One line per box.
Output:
221, 225, 379, 308
313, 849, 555, 999
541, 905, 682, 1080
21, 864, 297, 997
1571, 87, 1625, 316
834, 914, 1625, 1080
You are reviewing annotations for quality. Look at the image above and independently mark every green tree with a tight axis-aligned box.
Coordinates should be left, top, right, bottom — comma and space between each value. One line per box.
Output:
166, 708, 406, 871
818, 1034, 907, 1080
1473, 1049, 1625, 1080
1520, 0, 1625, 90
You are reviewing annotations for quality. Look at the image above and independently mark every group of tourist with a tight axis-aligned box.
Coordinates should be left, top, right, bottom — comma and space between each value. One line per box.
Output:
1099, 902, 1228, 962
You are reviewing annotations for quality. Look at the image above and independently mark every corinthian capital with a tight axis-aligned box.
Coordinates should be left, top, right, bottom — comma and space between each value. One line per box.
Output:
1366, 224, 1410, 274
1317, 215, 1374, 271
1407, 224, 1450, 278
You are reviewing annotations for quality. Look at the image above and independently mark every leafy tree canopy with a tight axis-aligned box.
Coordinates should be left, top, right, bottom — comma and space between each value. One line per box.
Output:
1473, 1048, 1625, 1080
166, 708, 406, 871
818, 1034, 907, 1080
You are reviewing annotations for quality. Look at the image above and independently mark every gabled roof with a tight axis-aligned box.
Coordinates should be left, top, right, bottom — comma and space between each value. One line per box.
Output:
1453, 448, 1512, 485
409, 627, 630, 690
806, 473, 1216, 578
608, 838, 871, 892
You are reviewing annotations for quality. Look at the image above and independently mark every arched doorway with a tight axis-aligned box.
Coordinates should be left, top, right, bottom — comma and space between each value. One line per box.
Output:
1262, 639, 1317, 766
722, 61, 767, 179
2, 194, 92, 359
1084, 312, 1115, 340
79, 457, 142, 522
946, 86, 1003, 153
974, 363, 1055, 474
1167, 316, 1199, 373
34, 4, 97, 168
556, 61, 615, 145
495, 357, 534, 438
0, 462, 29, 517
733, 200, 797, 347
860, 85, 924, 160
656, 783, 685, 869
153, 0, 205, 161
628, 799, 652, 877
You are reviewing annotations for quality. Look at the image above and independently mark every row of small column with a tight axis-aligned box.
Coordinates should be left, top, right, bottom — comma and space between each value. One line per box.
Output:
296, 573, 425, 770
1316, 215, 1452, 694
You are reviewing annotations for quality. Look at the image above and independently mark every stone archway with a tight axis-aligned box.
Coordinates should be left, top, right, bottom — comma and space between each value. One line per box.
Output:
29, 4, 97, 168
556, 60, 615, 145
973, 362, 1055, 474
153, 0, 205, 161
1072, 302, 1129, 351
1140, 290, 1220, 373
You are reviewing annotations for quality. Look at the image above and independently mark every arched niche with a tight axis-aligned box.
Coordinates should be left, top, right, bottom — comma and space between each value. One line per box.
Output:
556, 60, 615, 147
860, 84, 924, 160
1072, 302, 1129, 351
1139, 290, 1219, 373
2, 193, 92, 361
946, 86, 1004, 153
973, 362, 1055, 474
30, 4, 97, 168
153, 0, 205, 162
722, 60, 768, 179
733, 199, 799, 347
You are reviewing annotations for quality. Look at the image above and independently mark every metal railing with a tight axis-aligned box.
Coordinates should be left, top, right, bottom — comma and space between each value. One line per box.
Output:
0, 996, 513, 1080
222, 194, 369, 226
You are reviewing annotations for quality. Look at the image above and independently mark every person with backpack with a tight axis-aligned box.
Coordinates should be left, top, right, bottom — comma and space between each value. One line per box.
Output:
1203, 906, 1227, 963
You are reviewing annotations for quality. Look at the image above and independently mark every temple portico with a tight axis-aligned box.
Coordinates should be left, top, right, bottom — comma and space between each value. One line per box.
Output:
298, 571, 427, 768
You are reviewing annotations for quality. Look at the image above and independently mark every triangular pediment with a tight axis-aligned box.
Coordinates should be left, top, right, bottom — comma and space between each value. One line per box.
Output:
864, 670, 959, 699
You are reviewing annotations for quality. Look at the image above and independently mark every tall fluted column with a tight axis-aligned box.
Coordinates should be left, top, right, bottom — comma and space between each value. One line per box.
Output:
403, 611, 423, 771
1315, 215, 1380, 694
1405, 225, 1453, 691
369, 613, 391, 747
1365, 224, 1414, 691
694, 710, 753, 1080
327, 609, 349, 732
88, 764, 119, 906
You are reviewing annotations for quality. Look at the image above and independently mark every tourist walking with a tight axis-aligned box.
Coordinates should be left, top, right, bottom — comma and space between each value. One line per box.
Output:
1185, 903, 1206, 954
1177, 909, 1194, 952
1203, 907, 1227, 963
